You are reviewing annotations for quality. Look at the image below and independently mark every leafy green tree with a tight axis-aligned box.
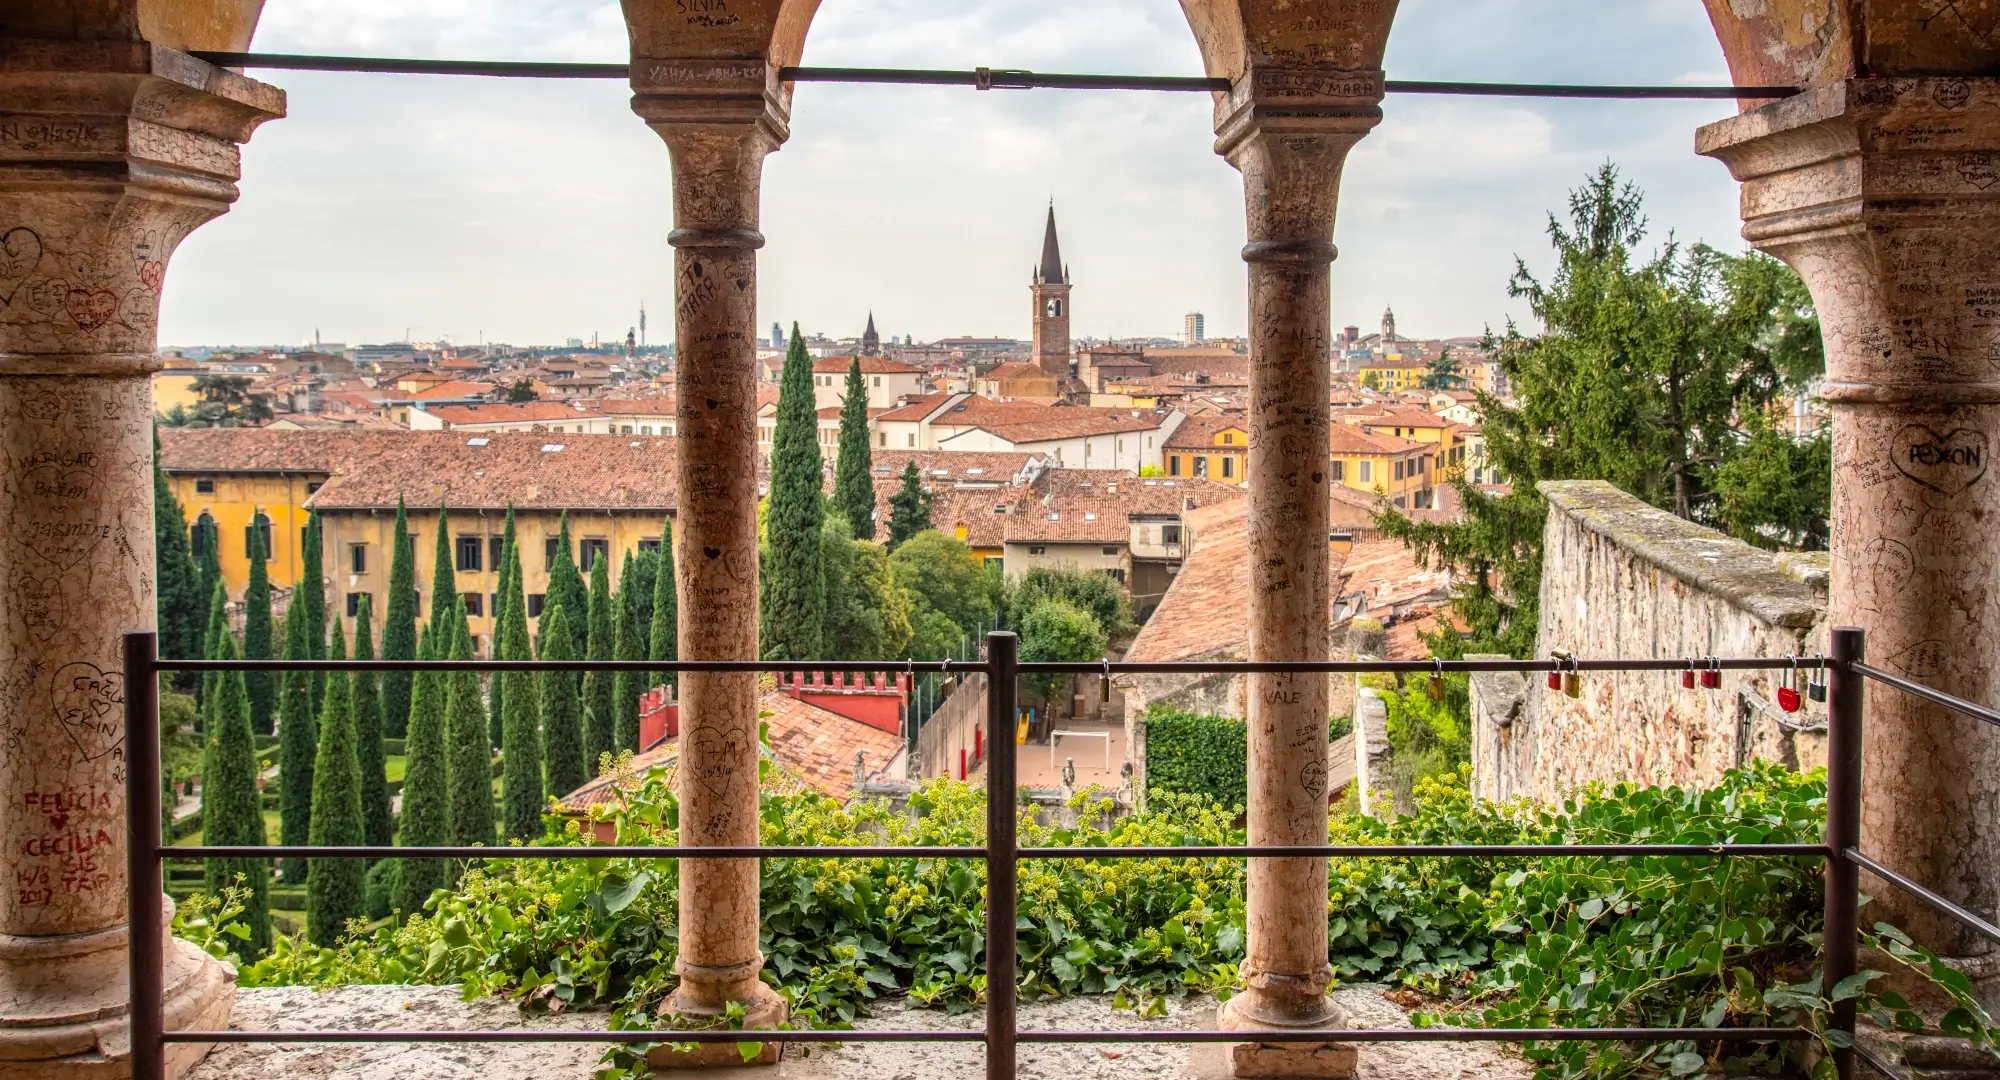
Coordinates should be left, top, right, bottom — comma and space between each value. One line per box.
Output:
822, 521, 887, 660
546, 512, 590, 661
307, 620, 364, 946
351, 594, 392, 849
1711, 408, 1833, 551
164, 374, 273, 426
199, 622, 270, 957
394, 624, 452, 915
1006, 567, 1132, 639
489, 510, 519, 750
538, 602, 586, 799
889, 531, 996, 634
506, 378, 538, 403
152, 435, 205, 684
1016, 596, 1108, 701
1419, 345, 1463, 391
497, 523, 543, 841
886, 461, 933, 550
833, 356, 876, 540
444, 603, 495, 849
301, 510, 328, 712
380, 498, 418, 739
243, 515, 275, 734
275, 596, 315, 883
1375, 165, 1825, 657
764, 324, 826, 660
583, 553, 615, 776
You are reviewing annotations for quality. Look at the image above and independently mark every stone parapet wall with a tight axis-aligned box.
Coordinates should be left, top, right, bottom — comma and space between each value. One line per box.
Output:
1475, 481, 1831, 803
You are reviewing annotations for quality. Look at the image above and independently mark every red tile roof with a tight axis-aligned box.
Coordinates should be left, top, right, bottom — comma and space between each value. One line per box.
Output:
1162, 414, 1249, 450
813, 356, 922, 375
299, 432, 679, 512
425, 401, 601, 425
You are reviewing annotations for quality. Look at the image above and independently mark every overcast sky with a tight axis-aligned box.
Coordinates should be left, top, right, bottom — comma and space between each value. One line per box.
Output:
162, 0, 1748, 350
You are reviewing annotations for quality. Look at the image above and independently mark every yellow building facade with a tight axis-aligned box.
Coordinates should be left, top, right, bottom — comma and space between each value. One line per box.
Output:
1163, 419, 1249, 484
1328, 426, 1432, 508
1355, 356, 1427, 393
164, 468, 328, 596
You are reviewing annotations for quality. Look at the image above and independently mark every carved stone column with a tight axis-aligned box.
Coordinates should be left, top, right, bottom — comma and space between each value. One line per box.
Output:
1213, 65, 1382, 1079
1700, 79, 2000, 970
630, 56, 789, 1067
0, 40, 281, 1078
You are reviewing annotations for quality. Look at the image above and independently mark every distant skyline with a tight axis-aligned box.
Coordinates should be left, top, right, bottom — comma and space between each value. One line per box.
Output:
162, 0, 1752, 350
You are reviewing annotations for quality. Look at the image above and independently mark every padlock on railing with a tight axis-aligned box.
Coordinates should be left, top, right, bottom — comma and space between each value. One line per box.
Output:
1546, 651, 1564, 692
1681, 659, 1697, 690
1562, 655, 1582, 699
1777, 655, 1802, 713
1700, 656, 1722, 690
1807, 654, 1828, 703
1426, 658, 1447, 702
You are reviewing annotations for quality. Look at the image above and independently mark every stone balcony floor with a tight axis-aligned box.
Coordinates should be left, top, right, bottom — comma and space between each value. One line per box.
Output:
187, 982, 1531, 1079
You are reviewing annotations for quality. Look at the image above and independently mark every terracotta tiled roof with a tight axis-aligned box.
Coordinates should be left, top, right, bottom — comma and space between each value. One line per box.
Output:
1328, 424, 1424, 456
595, 397, 678, 416
557, 737, 811, 814
1162, 414, 1249, 450
950, 413, 1167, 445
813, 356, 922, 375
1361, 407, 1456, 430
1004, 502, 1132, 544
816, 405, 890, 421
405, 380, 497, 401
159, 428, 378, 474
858, 451, 1043, 543
876, 392, 959, 422
302, 433, 679, 512
758, 692, 906, 799
1005, 470, 1243, 544
424, 401, 601, 425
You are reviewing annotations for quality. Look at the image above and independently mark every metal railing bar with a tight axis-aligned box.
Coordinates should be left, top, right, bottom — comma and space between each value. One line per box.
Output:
166, 845, 987, 860
185, 52, 1800, 99
1016, 844, 1827, 859
163, 1026, 1813, 1045
1021, 658, 1827, 675
155, 658, 983, 674
153, 657, 1825, 675
1845, 849, 2000, 948
1852, 662, 2000, 730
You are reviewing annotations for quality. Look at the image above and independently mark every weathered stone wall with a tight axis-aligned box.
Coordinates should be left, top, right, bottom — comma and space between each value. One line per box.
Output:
1478, 481, 1831, 803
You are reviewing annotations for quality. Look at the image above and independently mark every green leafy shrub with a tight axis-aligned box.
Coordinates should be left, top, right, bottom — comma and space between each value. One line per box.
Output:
1142, 705, 1246, 810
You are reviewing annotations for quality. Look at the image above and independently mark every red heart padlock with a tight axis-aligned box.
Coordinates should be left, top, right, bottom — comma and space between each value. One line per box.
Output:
1778, 685, 1801, 712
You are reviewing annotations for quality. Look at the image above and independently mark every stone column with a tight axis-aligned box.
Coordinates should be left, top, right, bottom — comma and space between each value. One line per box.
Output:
1700, 80, 2000, 965
630, 57, 789, 1066
0, 41, 281, 1078
1211, 66, 1382, 1076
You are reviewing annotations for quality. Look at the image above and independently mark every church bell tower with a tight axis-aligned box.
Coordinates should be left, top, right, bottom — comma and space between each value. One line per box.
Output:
1031, 204, 1071, 380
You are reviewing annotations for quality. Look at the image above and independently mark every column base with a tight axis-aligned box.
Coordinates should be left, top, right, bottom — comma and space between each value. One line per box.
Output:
647, 980, 787, 1069
1197, 996, 1359, 1079
0, 920, 236, 1080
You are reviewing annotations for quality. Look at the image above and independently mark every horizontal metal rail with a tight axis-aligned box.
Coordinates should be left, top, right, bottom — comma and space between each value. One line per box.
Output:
1845, 849, 2000, 949
165, 1026, 1812, 1045
1853, 662, 2000, 730
167, 845, 986, 860
162, 842, 1826, 862
184, 51, 1799, 99
156, 656, 1823, 675
157, 658, 982, 674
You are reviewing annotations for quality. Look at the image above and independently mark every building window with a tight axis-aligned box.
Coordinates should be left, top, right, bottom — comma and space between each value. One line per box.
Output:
872, 376, 882, 387
456, 535, 483, 572
984, 556, 1004, 572
1102, 546, 1119, 556
1162, 525, 1183, 546
1222, 457, 1235, 479
345, 592, 371, 617
878, 433, 887, 446
463, 593, 483, 618
1394, 460, 1405, 481
580, 537, 609, 572
544, 536, 563, 570
1193, 457, 1208, 478
620, 425, 633, 434
1359, 461, 1373, 483
1168, 455, 1181, 477
350, 544, 367, 574
1221, 432, 1234, 446
639, 425, 651, 435
907, 433, 916, 447
526, 593, 546, 618
637, 537, 662, 553
1331, 460, 1346, 481
245, 519, 273, 561
307, 481, 323, 494
1029, 546, 1046, 556
195, 478, 215, 494
1108, 568, 1126, 584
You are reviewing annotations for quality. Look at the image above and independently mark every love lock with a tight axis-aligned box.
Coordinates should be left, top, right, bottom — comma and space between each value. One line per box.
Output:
1777, 655, 1803, 714
1426, 658, 1447, 702
1680, 659, 1697, 690
1562, 655, 1582, 699
1547, 651, 1568, 692
1700, 656, 1722, 690
1807, 654, 1828, 703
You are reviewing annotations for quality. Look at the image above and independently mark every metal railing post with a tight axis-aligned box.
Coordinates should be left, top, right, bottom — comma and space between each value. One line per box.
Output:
985, 631, 1019, 1080
1825, 626, 1864, 1080
125, 631, 166, 1080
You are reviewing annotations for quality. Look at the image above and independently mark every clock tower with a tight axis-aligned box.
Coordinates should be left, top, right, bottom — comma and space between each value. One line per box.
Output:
1031, 204, 1071, 379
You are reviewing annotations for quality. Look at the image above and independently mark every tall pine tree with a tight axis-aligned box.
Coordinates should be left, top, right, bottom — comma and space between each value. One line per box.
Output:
306, 620, 364, 946
351, 594, 392, 849
765, 325, 826, 659
538, 602, 586, 800
300, 509, 328, 712
489, 510, 519, 749
152, 430, 205, 682
613, 551, 646, 754
887, 461, 933, 549
275, 595, 315, 883
497, 527, 543, 841
243, 514, 275, 735
546, 512, 590, 661
394, 624, 451, 915
444, 603, 496, 849
833, 355, 876, 540
380, 498, 418, 739
199, 621, 270, 958
583, 554, 615, 776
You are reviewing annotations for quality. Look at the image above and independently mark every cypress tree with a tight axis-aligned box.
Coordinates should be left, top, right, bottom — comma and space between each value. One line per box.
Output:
200, 624, 271, 958
306, 621, 364, 946
887, 460, 934, 549
192, 511, 223, 654
649, 522, 678, 677
546, 512, 590, 661
489, 510, 519, 750
613, 552, 645, 754
351, 594, 392, 849
301, 509, 328, 712
152, 431, 205, 684
765, 324, 826, 660
380, 498, 419, 739
539, 603, 586, 800
444, 604, 496, 849
834, 355, 876, 540
275, 598, 315, 883
394, 625, 452, 915
243, 514, 275, 735
201, 579, 229, 708
427, 506, 456, 638
497, 529, 543, 841
583, 554, 615, 776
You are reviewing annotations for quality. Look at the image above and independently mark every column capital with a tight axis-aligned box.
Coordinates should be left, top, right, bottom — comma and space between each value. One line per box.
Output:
1212, 62, 1384, 159
629, 56, 791, 145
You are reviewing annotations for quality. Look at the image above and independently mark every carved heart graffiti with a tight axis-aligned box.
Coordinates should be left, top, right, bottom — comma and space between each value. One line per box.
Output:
21, 465, 108, 570
49, 661, 124, 762
12, 572, 67, 644
1893, 425, 1990, 495
65, 288, 118, 332
686, 727, 747, 800
137, 260, 163, 293
23, 394, 60, 423
0, 226, 43, 303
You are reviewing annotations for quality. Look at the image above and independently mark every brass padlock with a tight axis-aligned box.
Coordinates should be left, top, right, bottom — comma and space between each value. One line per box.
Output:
1426, 659, 1447, 701
1562, 657, 1582, 699
1101, 658, 1112, 703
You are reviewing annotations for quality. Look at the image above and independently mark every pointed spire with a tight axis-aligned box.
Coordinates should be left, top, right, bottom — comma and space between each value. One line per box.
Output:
1037, 204, 1064, 285
861, 311, 881, 356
